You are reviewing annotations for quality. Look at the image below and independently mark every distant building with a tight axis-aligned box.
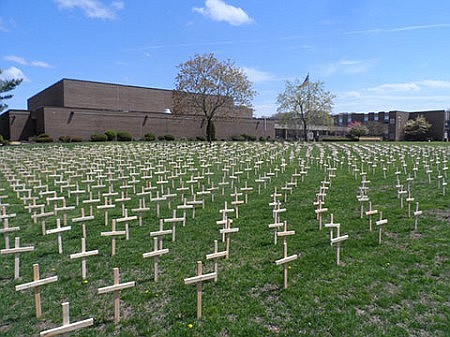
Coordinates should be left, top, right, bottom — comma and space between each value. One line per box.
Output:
1, 78, 448, 142
0, 79, 275, 141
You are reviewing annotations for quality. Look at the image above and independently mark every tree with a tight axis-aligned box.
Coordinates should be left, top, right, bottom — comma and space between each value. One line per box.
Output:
1, 69, 23, 112
173, 53, 256, 142
276, 76, 334, 141
404, 115, 432, 141
348, 121, 369, 139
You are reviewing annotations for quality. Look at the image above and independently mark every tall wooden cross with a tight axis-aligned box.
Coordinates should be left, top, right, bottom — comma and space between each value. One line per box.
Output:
15, 263, 58, 318
72, 207, 95, 238
0, 206, 19, 249
1, 236, 35, 279
97, 196, 116, 226
184, 261, 217, 319
46, 218, 71, 254
275, 241, 298, 289
365, 201, 378, 232
143, 237, 169, 282
98, 267, 136, 323
115, 208, 137, 240
39, 302, 93, 337
206, 240, 227, 282
101, 219, 126, 256
376, 211, 388, 244
69, 237, 99, 280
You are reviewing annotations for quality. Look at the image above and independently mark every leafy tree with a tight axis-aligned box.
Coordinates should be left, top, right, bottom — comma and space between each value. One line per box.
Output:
276, 76, 334, 141
404, 115, 431, 141
1, 69, 23, 112
173, 53, 256, 142
348, 121, 369, 139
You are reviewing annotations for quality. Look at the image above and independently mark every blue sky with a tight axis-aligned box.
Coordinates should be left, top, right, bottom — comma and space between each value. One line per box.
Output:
1, 0, 450, 117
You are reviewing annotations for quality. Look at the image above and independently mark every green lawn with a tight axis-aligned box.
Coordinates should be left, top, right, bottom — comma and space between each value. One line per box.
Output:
0, 141, 449, 336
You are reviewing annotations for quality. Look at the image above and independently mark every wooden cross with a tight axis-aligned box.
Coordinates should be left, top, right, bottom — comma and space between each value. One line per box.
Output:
143, 237, 169, 282
15, 263, 58, 318
163, 209, 186, 231
82, 191, 100, 216
151, 191, 167, 218
32, 208, 54, 235
69, 237, 99, 280
413, 202, 423, 231
206, 240, 227, 282
97, 197, 116, 226
275, 241, 298, 289
406, 190, 415, 217
150, 218, 175, 247
53, 198, 75, 227
177, 198, 194, 220
115, 208, 137, 240
325, 214, 349, 265
115, 191, 131, 216
240, 182, 253, 204
219, 218, 239, 259
357, 193, 369, 218
97, 267, 136, 323
46, 218, 71, 254
365, 201, 378, 231
101, 219, 126, 256
184, 261, 217, 319
39, 302, 93, 337
314, 199, 328, 230
72, 208, 95, 238
397, 185, 407, 208
132, 198, 150, 226
230, 187, 244, 218
0, 206, 19, 249
375, 211, 388, 244
1, 236, 35, 279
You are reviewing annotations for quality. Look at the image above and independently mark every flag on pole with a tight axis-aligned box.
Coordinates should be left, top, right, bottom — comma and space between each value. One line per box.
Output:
301, 73, 310, 87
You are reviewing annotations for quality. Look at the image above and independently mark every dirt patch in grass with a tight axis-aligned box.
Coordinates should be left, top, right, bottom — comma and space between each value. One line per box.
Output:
429, 209, 450, 222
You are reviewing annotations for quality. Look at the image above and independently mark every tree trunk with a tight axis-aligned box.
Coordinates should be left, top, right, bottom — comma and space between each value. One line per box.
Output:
206, 118, 215, 143
302, 118, 308, 142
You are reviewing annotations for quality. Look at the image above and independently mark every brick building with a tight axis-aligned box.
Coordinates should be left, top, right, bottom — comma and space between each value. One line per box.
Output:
0, 79, 275, 141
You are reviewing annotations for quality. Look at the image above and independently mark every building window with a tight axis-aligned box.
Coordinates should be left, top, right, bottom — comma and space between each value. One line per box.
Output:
374, 114, 379, 121
384, 114, 389, 123
390, 118, 396, 125
364, 115, 369, 122
338, 117, 342, 125
347, 115, 352, 123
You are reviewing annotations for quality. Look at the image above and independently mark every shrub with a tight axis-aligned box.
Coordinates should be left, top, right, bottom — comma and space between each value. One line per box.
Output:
71, 137, 83, 142
196, 136, 206, 141
0, 134, 4, 144
242, 134, 256, 141
59, 136, 71, 143
164, 134, 175, 141
144, 132, 156, 141
231, 134, 245, 141
36, 134, 53, 143
91, 133, 108, 142
158, 135, 165, 141
117, 131, 133, 141
105, 130, 117, 141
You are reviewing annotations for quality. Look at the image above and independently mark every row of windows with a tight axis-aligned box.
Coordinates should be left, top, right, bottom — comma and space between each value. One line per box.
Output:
337, 113, 390, 125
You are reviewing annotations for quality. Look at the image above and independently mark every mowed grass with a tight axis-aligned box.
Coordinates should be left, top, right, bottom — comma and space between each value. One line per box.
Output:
0, 141, 449, 337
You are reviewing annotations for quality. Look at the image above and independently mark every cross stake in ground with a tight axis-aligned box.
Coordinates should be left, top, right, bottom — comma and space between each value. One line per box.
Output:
15, 263, 58, 318
46, 218, 71, 254
97, 267, 136, 323
40, 302, 94, 337
275, 241, 298, 289
101, 219, 126, 256
206, 240, 227, 282
376, 211, 388, 244
184, 261, 217, 319
143, 237, 169, 282
69, 237, 99, 280
1, 236, 35, 279
365, 201, 378, 231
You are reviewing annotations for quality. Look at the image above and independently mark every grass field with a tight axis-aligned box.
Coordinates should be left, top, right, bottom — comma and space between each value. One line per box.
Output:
0, 141, 449, 336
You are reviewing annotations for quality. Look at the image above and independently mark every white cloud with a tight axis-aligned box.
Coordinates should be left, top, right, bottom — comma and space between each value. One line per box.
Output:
193, 0, 253, 26
319, 59, 376, 77
5, 55, 27, 65
420, 80, 450, 89
0, 66, 29, 82
347, 23, 450, 35
242, 67, 273, 83
4, 55, 51, 68
54, 0, 124, 20
368, 82, 420, 93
